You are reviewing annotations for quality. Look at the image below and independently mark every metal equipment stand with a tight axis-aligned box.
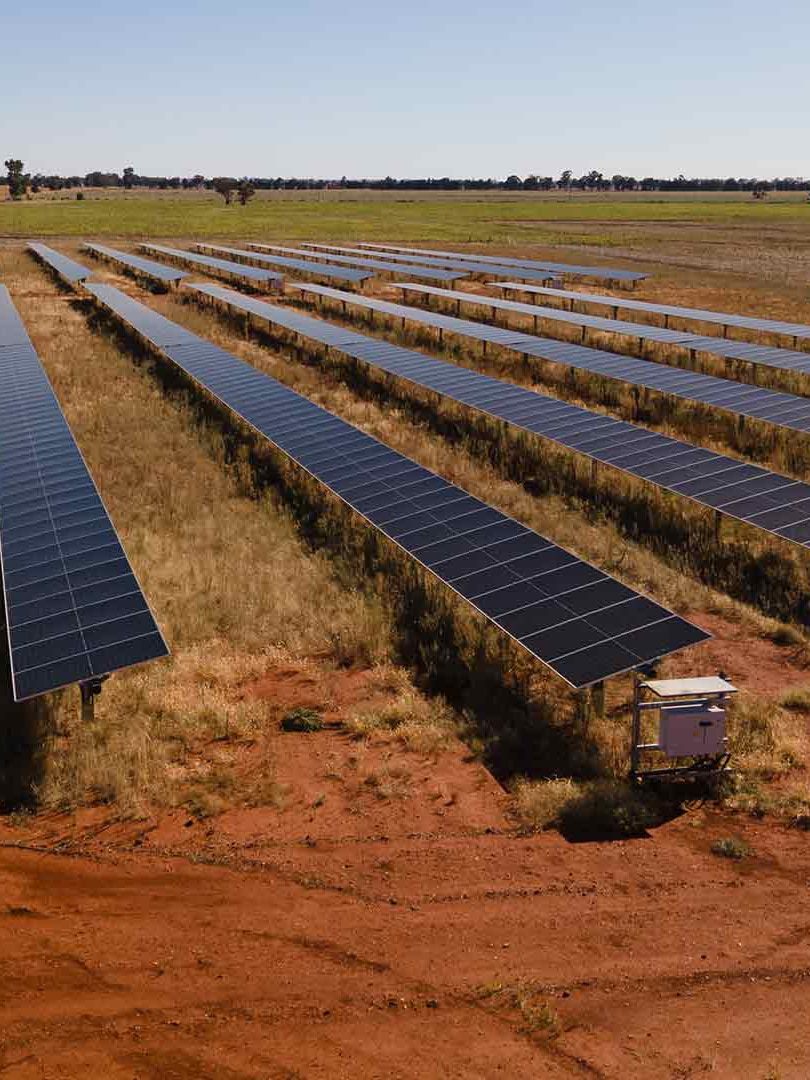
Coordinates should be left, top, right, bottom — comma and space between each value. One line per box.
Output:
630, 674, 737, 781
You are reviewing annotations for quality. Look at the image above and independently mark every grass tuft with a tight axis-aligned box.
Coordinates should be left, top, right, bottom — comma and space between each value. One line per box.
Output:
281, 707, 324, 733
711, 836, 752, 860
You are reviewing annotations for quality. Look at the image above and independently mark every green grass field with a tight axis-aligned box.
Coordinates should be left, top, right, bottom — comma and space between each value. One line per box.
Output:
1, 188, 808, 242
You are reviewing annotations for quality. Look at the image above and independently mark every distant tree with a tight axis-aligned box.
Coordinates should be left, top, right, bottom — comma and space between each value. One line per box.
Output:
580, 170, 604, 191
611, 174, 637, 191
237, 179, 256, 205
504, 174, 523, 189
84, 171, 120, 188
122, 166, 136, 189
558, 169, 573, 190
4, 158, 29, 199
213, 177, 237, 204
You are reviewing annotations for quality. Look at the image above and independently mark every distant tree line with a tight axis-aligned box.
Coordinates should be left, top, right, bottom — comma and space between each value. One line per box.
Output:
4, 160, 809, 199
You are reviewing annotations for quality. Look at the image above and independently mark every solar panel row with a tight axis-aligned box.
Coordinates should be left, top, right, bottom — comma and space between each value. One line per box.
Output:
358, 243, 648, 284
248, 243, 471, 285
85, 281, 708, 688
496, 283, 810, 349
0, 285, 168, 701
303, 243, 561, 285
83, 243, 189, 287
280, 281, 810, 550
396, 282, 810, 394
288, 283, 810, 450
27, 243, 92, 285
194, 244, 373, 287
139, 244, 283, 290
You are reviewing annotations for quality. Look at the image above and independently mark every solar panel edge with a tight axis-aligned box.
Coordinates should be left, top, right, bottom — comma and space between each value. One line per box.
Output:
88, 281, 709, 689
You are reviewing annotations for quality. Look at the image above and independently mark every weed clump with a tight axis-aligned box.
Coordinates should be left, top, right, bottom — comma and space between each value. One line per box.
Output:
282, 707, 324, 733
512, 777, 665, 838
711, 836, 752, 860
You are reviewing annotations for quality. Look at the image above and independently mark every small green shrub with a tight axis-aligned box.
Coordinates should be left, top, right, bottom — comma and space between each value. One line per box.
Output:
281, 707, 324, 733
711, 836, 752, 860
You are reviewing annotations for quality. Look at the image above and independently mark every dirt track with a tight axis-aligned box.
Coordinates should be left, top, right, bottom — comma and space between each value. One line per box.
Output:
1, 748, 808, 1079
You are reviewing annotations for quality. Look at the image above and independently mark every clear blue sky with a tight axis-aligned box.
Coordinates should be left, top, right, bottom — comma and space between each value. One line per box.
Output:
3, 0, 807, 179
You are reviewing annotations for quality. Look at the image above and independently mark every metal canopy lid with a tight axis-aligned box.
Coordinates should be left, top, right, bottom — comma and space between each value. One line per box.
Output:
641, 676, 737, 698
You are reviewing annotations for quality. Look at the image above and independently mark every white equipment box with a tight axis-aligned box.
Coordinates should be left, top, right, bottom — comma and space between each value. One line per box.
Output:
658, 701, 726, 757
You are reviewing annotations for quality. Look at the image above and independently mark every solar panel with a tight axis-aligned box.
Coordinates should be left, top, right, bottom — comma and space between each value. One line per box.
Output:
85, 281, 708, 688
28, 243, 92, 285
0, 285, 168, 701
397, 282, 810, 382
248, 243, 470, 284
289, 282, 810, 445
359, 243, 648, 284
193, 244, 372, 286
271, 281, 810, 551
139, 244, 283, 289
83, 243, 188, 287
303, 243, 560, 285
0, 287, 32, 349
496, 283, 810, 349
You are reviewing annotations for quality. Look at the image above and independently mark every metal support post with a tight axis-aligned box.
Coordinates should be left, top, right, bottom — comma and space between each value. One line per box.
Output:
79, 677, 106, 725
630, 674, 642, 778
591, 681, 605, 717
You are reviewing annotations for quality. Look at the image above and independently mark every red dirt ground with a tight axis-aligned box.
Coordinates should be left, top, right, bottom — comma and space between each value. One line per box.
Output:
2, 704, 809, 1078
